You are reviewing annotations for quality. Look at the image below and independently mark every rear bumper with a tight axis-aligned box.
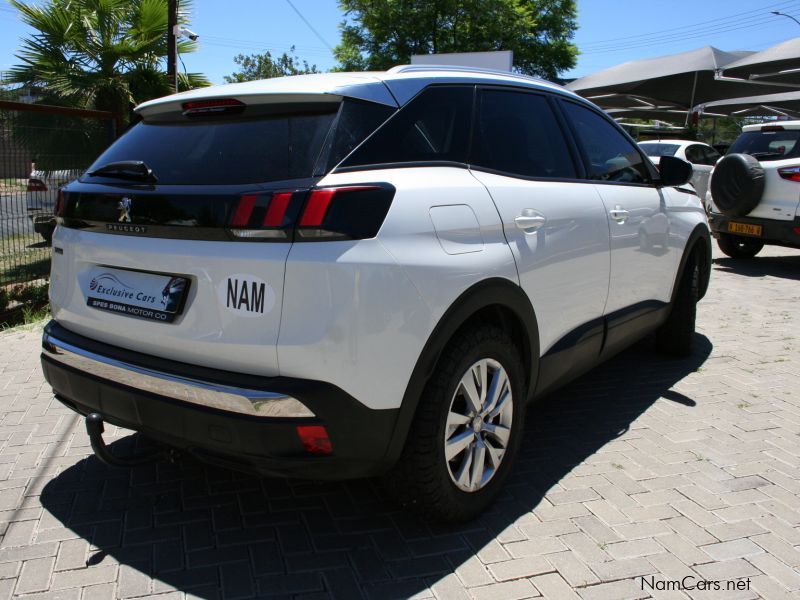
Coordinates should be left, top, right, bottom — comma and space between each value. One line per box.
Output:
40, 321, 399, 479
708, 213, 800, 249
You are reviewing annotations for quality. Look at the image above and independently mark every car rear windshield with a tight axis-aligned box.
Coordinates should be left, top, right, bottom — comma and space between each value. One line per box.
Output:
728, 130, 800, 161
85, 99, 395, 185
638, 143, 680, 157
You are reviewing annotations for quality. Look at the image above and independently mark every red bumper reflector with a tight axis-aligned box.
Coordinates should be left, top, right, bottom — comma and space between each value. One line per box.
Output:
794, 227, 800, 235
231, 194, 258, 227
296, 425, 333, 455
264, 192, 292, 226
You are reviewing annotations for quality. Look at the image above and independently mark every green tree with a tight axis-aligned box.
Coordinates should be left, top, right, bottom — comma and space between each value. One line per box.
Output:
334, 0, 578, 80
224, 47, 319, 83
8, 0, 209, 118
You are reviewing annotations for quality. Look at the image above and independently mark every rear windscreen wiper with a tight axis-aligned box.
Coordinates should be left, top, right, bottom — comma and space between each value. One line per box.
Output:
88, 161, 158, 183
749, 151, 786, 160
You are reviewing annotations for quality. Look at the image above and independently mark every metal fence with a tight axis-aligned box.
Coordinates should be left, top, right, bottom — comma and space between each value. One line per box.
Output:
0, 94, 118, 306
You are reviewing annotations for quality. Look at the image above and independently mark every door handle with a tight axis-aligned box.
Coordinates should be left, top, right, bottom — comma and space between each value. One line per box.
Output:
609, 205, 630, 222
514, 214, 546, 232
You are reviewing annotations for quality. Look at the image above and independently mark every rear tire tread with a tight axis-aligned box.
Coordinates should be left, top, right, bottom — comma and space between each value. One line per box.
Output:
717, 234, 763, 259
386, 324, 524, 523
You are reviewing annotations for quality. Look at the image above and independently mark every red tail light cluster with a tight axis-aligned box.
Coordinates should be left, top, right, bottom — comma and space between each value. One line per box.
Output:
227, 184, 395, 242
27, 178, 47, 192
778, 166, 800, 182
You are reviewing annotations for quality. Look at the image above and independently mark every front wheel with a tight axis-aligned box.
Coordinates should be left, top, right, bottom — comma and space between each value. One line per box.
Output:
387, 325, 526, 522
717, 233, 763, 259
656, 251, 701, 357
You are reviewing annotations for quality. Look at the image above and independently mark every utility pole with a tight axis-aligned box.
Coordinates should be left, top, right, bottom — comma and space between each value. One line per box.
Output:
167, 0, 178, 93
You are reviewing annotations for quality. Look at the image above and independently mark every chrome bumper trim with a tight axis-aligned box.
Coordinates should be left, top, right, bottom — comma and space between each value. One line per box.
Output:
42, 331, 315, 418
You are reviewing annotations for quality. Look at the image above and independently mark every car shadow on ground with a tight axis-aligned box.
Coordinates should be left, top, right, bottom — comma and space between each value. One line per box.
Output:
40, 335, 712, 599
713, 253, 800, 281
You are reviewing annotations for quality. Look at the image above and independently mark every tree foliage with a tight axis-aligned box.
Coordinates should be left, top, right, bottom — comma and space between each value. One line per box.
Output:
334, 0, 578, 80
224, 47, 319, 83
8, 0, 209, 118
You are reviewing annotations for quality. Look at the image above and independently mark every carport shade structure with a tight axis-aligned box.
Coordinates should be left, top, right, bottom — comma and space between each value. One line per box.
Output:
567, 46, 788, 123
720, 37, 800, 85
697, 90, 800, 118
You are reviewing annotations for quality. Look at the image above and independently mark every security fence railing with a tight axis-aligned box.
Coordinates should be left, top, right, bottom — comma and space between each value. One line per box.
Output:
0, 95, 119, 315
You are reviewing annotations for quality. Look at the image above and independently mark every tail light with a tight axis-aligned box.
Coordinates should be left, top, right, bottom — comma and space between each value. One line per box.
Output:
27, 178, 47, 192
227, 184, 395, 242
227, 190, 302, 239
182, 98, 245, 118
761, 125, 785, 132
296, 185, 395, 240
778, 166, 800, 182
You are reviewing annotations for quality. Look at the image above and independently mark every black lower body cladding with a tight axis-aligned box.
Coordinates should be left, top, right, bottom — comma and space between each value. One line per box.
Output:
40, 321, 399, 479
708, 213, 800, 250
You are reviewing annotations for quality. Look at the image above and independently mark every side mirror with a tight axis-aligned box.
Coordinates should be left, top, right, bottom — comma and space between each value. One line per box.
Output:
658, 155, 693, 187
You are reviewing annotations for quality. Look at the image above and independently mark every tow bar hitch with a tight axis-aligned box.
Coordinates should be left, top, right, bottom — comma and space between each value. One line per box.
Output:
85, 413, 171, 467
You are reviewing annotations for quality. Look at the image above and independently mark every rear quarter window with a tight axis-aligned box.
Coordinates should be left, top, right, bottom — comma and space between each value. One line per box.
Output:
340, 86, 473, 168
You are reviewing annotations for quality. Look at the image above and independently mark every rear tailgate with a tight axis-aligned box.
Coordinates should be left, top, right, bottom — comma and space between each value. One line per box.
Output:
51, 183, 303, 376
50, 92, 395, 375
750, 158, 800, 220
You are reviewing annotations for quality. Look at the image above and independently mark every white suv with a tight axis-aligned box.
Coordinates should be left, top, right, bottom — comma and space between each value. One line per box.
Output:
41, 66, 711, 521
708, 121, 800, 258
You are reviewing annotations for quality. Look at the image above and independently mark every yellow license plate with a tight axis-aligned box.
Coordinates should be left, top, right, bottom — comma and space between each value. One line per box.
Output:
728, 222, 762, 236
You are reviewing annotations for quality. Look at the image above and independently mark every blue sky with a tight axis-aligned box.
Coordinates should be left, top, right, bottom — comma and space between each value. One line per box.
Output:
1, 0, 800, 84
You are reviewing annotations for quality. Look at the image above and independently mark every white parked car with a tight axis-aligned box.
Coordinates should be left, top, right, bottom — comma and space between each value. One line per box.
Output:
41, 67, 711, 521
707, 121, 800, 258
26, 168, 81, 243
639, 139, 721, 199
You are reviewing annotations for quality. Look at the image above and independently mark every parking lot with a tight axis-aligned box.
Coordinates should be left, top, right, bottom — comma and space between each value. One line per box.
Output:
0, 244, 798, 600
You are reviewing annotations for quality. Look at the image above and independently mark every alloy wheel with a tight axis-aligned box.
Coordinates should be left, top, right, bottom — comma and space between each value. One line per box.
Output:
444, 358, 513, 492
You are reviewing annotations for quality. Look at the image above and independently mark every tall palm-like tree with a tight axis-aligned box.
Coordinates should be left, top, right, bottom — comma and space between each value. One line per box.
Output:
8, 0, 209, 118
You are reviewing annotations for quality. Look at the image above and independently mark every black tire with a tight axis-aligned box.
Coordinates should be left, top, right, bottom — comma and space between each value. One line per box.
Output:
709, 154, 764, 217
656, 250, 701, 357
387, 325, 526, 523
717, 233, 763, 259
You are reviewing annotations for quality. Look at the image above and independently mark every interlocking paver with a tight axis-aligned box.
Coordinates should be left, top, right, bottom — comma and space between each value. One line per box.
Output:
14, 556, 54, 594
0, 247, 797, 598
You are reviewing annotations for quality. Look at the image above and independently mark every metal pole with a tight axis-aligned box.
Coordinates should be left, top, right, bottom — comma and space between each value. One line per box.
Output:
167, 0, 178, 93
685, 71, 699, 128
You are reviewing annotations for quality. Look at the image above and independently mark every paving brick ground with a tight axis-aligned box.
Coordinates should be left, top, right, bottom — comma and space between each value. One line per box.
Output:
0, 245, 799, 599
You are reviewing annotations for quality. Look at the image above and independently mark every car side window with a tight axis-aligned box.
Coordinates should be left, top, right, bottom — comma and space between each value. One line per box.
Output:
471, 89, 577, 179
702, 145, 721, 166
561, 101, 651, 184
684, 145, 705, 164
340, 86, 473, 168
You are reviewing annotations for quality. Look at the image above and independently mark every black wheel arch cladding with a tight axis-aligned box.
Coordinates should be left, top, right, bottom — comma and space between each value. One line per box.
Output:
382, 278, 540, 469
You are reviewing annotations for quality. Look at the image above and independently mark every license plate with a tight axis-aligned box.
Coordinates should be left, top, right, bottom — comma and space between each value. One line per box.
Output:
727, 221, 762, 237
84, 266, 189, 323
